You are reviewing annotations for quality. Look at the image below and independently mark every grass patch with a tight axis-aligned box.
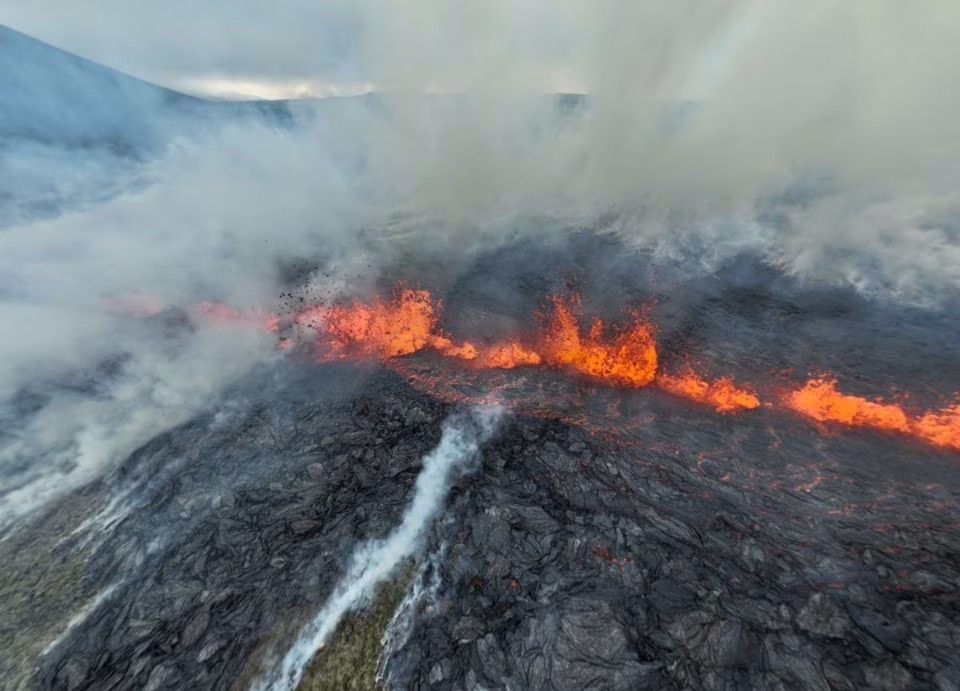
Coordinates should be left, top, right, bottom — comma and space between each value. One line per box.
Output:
0, 494, 95, 688
297, 569, 413, 691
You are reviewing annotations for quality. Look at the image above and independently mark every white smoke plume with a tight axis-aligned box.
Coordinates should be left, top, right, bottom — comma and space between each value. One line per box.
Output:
0, 97, 378, 529
0, 323, 271, 529
258, 404, 505, 691
2, 2, 959, 529
356, 0, 960, 302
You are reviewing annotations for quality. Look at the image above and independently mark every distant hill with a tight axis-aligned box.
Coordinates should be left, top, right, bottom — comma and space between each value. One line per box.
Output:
0, 25, 592, 227
0, 25, 303, 226
0, 24, 292, 152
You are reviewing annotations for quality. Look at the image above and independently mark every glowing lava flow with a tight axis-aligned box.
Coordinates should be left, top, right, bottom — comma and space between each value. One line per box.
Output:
314, 289, 659, 386
305, 290, 960, 445
322, 288, 436, 358
312, 290, 762, 413
786, 378, 909, 432
315, 288, 544, 366
914, 406, 960, 449
658, 367, 760, 413
106, 285, 960, 449
786, 377, 960, 449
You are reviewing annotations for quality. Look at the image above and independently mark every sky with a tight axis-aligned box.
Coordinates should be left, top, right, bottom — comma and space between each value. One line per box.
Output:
0, 0, 839, 99
2, 1, 955, 103
0, 0, 368, 98
0, 1, 760, 99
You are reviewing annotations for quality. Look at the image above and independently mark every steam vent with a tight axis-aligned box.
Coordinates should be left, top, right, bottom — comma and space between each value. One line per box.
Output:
3, 7, 960, 691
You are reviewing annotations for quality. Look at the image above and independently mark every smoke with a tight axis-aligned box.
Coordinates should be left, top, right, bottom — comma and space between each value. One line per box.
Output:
2, 2, 959, 528
356, 0, 960, 301
40, 583, 119, 657
258, 404, 504, 691
0, 97, 381, 529
0, 322, 271, 529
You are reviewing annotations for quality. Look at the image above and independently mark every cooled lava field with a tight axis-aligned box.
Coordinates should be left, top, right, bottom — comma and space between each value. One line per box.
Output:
4, 236, 959, 690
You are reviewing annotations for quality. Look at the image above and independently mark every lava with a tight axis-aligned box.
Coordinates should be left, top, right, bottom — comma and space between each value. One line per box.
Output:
105, 284, 960, 451
309, 288, 658, 386
539, 295, 658, 388
657, 367, 760, 413
321, 288, 437, 358
914, 406, 960, 449
786, 377, 910, 432
432, 338, 544, 368
786, 377, 960, 450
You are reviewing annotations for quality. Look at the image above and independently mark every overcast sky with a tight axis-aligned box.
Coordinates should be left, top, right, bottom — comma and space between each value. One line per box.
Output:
1, 0, 371, 98
1, 0, 751, 99
3, 0, 959, 108
1, 0, 584, 98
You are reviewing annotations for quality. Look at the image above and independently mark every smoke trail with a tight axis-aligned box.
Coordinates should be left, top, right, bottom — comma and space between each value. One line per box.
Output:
40, 582, 119, 657
258, 404, 504, 691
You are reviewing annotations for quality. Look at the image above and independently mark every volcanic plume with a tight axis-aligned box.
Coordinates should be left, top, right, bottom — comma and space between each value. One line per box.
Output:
5, 7, 960, 689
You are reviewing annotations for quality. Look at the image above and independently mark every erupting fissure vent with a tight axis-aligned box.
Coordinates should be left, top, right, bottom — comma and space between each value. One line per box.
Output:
109, 284, 960, 450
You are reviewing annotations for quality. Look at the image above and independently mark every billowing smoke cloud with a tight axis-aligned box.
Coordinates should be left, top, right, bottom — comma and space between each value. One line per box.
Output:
358, 1, 960, 301
0, 323, 271, 528
2, 2, 959, 528
0, 90, 381, 527
258, 404, 504, 691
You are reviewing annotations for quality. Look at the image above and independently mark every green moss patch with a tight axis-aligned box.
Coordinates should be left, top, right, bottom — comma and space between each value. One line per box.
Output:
297, 570, 413, 691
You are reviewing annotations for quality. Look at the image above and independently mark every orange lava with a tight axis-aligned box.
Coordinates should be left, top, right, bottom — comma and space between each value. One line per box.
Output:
429, 336, 543, 368
322, 288, 437, 358
914, 406, 960, 449
657, 367, 760, 413
477, 342, 544, 368
539, 295, 658, 388
106, 285, 960, 451
315, 288, 658, 384
786, 377, 910, 432
316, 289, 544, 367
786, 377, 960, 450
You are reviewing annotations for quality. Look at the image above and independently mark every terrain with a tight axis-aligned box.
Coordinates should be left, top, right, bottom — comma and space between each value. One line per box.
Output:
2, 22, 959, 691
4, 241, 960, 690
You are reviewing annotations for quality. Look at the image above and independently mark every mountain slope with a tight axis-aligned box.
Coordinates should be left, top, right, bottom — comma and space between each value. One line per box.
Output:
0, 25, 299, 226
0, 24, 213, 150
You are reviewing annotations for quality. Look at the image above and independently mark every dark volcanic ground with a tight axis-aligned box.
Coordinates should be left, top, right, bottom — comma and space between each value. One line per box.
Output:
3, 357, 957, 690
4, 22, 960, 691
2, 243, 960, 690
